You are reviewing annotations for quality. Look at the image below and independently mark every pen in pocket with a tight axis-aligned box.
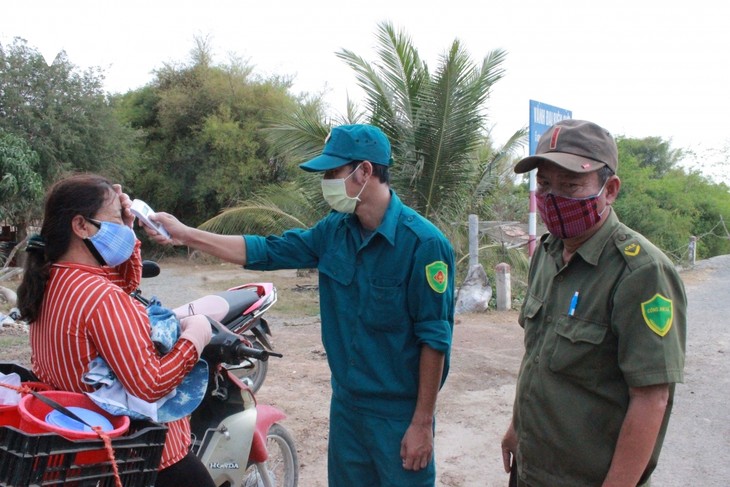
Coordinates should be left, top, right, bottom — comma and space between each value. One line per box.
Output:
568, 291, 579, 316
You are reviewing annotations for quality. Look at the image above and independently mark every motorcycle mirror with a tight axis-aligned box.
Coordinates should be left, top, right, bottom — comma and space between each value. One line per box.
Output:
142, 260, 161, 278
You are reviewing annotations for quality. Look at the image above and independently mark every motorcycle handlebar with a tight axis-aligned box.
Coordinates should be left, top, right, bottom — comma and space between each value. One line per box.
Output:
233, 342, 283, 361
202, 336, 283, 364
202, 316, 283, 364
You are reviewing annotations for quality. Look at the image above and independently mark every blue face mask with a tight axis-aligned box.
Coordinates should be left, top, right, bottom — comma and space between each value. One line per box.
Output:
84, 219, 136, 267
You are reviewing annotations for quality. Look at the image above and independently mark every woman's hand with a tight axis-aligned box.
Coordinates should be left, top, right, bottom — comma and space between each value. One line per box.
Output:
179, 315, 213, 357
112, 184, 135, 228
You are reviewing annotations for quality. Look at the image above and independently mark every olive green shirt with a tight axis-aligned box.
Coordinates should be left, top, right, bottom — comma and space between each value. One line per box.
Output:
514, 209, 687, 487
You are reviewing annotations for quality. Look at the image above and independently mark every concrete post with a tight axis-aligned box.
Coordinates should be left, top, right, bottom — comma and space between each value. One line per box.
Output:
468, 214, 479, 269
495, 263, 511, 311
689, 236, 697, 266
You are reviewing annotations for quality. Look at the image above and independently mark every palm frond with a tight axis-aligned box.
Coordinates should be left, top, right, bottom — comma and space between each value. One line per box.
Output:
199, 180, 325, 235
372, 22, 429, 128
335, 48, 397, 132
200, 203, 305, 235
473, 127, 528, 200
264, 104, 331, 164
343, 96, 367, 125
478, 48, 508, 94
413, 41, 497, 219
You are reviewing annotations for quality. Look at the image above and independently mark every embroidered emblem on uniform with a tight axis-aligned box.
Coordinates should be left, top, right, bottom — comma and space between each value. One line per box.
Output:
624, 243, 641, 256
425, 261, 448, 294
641, 294, 674, 336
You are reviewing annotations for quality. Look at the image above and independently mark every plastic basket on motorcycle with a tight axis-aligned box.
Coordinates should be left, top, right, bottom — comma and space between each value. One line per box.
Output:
0, 419, 167, 486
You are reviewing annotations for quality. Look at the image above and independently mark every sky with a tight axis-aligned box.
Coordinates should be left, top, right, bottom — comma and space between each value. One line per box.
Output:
2, 0, 728, 182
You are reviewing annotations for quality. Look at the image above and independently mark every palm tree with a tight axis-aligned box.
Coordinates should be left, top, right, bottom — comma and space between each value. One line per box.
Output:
336, 22, 509, 231
201, 21, 526, 264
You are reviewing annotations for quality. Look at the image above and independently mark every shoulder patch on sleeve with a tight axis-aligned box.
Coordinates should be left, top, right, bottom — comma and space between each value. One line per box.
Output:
425, 261, 448, 293
614, 233, 653, 270
641, 293, 674, 336
623, 242, 641, 256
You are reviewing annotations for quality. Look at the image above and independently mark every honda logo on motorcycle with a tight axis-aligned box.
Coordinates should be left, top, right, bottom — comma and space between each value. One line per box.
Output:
209, 462, 240, 469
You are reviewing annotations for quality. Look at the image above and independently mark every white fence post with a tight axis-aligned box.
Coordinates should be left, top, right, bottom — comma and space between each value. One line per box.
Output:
468, 214, 479, 269
688, 236, 697, 266
495, 263, 511, 311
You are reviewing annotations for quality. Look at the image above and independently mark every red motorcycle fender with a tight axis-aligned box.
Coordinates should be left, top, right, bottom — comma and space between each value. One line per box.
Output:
249, 404, 287, 463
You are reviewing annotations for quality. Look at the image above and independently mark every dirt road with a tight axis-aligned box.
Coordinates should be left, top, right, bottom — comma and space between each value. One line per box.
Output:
2, 255, 728, 485
651, 255, 730, 486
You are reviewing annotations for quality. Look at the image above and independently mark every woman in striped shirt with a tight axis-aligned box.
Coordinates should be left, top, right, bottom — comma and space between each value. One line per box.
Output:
17, 174, 215, 487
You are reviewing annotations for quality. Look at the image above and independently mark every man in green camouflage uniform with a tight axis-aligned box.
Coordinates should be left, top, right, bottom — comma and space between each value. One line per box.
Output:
501, 120, 687, 487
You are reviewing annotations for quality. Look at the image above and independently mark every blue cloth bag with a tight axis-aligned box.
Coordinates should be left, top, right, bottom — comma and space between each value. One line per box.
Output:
83, 297, 208, 422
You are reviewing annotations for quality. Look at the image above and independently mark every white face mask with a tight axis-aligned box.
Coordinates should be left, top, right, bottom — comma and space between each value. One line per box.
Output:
321, 164, 367, 213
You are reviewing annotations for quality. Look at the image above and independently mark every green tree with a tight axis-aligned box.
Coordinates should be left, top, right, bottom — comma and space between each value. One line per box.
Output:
617, 136, 683, 177
0, 130, 43, 222
614, 137, 730, 262
202, 99, 336, 235
0, 37, 138, 184
116, 38, 300, 227
336, 22, 510, 231
0, 129, 43, 266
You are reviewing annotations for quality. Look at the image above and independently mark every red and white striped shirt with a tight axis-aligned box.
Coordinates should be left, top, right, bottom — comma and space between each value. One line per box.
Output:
30, 244, 199, 469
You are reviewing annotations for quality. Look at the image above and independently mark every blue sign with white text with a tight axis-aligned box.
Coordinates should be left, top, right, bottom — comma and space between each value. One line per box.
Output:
529, 100, 572, 155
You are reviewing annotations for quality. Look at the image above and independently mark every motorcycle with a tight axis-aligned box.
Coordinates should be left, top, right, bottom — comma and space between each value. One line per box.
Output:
137, 261, 299, 486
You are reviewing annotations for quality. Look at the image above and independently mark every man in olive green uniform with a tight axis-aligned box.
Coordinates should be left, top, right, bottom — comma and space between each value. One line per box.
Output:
501, 120, 686, 487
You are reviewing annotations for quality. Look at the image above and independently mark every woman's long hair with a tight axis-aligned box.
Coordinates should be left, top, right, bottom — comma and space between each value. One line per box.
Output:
17, 174, 115, 322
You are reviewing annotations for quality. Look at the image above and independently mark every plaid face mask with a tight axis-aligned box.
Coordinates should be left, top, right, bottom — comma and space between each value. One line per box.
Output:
536, 182, 608, 239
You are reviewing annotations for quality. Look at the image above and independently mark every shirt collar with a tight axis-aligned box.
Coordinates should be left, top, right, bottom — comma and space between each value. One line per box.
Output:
344, 189, 401, 247
53, 261, 114, 276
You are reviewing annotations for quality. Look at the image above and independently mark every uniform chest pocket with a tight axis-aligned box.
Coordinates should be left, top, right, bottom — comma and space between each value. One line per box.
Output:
520, 294, 543, 350
520, 293, 543, 325
549, 316, 609, 379
362, 277, 409, 333
318, 252, 355, 286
